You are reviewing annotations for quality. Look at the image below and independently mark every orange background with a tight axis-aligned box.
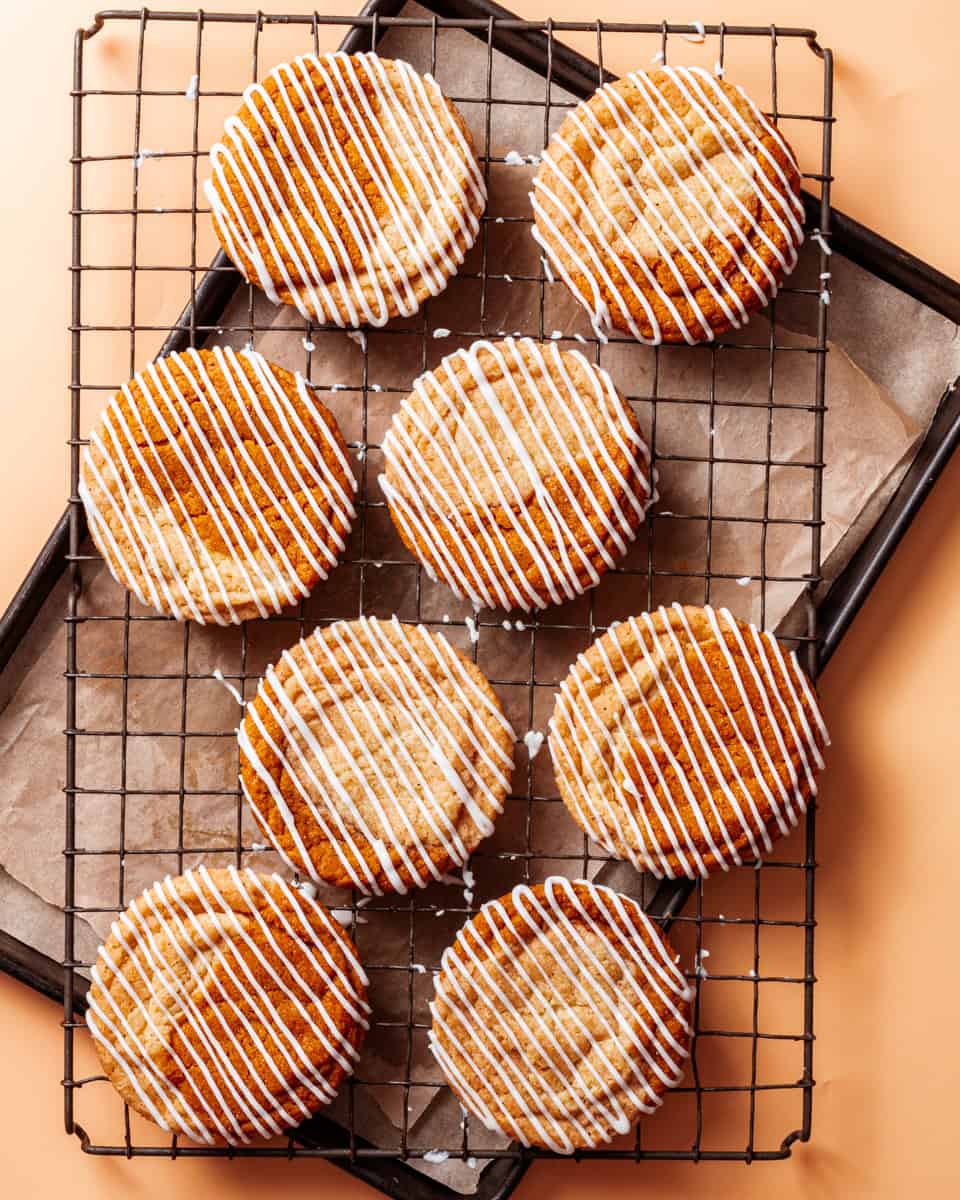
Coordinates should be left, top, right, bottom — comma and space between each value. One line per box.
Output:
2, 1, 959, 1197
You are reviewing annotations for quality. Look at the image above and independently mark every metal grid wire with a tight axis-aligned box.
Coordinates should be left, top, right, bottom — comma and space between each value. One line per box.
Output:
64, 4, 835, 1176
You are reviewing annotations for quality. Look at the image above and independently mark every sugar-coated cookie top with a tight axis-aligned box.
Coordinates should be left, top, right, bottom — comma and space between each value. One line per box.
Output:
550, 604, 829, 879
205, 52, 486, 328
532, 66, 804, 344
429, 875, 692, 1152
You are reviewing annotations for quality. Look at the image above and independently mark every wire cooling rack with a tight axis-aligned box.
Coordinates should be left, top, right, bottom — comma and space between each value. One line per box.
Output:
63, 2, 834, 1188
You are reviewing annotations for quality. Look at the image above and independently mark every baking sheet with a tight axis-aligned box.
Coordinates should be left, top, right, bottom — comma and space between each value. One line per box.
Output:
3, 3, 960, 1189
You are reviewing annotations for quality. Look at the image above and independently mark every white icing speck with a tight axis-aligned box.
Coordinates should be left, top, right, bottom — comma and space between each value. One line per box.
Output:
682, 20, 706, 43
346, 329, 367, 350
504, 274, 513, 284
423, 1149, 449, 1164
550, 330, 563, 340
301, 337, 316, 352
133, 147, 159, 169
465, 615, 479, 644
184, 74, 199, 101
651, 49, 666, 65
735, 576, 752, 587
295, 879, 318, 901
523, 730, 545, 760
811, 230, 833, 256
503, 151, 541, 167
432, 327, 451, 339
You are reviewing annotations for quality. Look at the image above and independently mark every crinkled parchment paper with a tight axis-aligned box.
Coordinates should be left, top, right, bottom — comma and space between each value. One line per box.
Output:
2, 4, 959, 1191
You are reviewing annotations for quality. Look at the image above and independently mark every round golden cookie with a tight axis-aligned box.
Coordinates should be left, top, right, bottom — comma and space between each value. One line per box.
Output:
380, 337, 651, 612
204, 51, 486, 328
85, 866, 369, 1145
428, 875, 692, 1153
532, 66, 804, 344
549, 604, 829, 879
239, 616, 515, 895
79, 345, 356, 625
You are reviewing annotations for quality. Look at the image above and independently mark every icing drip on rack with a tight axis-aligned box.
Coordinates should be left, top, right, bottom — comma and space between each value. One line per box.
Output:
205, 52, 486, 327
531, 66, 804, 344
429, 876, 692, 1153
380, 337, 651, 612
549, 604, 829, 879
239, 616, 515, 895
80, 346, 356, 625
85, 866, 369, 1145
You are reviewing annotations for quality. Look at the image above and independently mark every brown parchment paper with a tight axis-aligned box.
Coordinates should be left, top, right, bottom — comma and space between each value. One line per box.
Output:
2, 4, 960, 1191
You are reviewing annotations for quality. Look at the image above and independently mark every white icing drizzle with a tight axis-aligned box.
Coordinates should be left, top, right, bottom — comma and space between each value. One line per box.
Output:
531, 66, 804, 345
204, 52, 485, 327
549, 604, 829, 879
239, 617, 515, 896
429, 876, 691, 1153
85, 866, 369, 1145
79, 346, 356, 625
380, 337, 650, 612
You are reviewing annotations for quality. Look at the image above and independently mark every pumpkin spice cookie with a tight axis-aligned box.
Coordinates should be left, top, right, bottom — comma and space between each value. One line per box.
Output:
428, 875, 692, 1153
80, 345, 356, 625
85, 866, 369, 1145
532, 66, 804, 344
380, 337, 652, 612
239, 616, 515, 896
205, 51, 486, 328
549, 604, 829, 879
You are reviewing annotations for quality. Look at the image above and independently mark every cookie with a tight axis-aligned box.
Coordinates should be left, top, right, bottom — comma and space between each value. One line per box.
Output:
550, 604, 829, 879
428, 876, 691, 1152
79, 346, 356, 625
239, 616, 515, 895
85, 866, 369, 1145
205, 52, 486, 328
532, 66, 804, 344
380, 337, 651, 612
